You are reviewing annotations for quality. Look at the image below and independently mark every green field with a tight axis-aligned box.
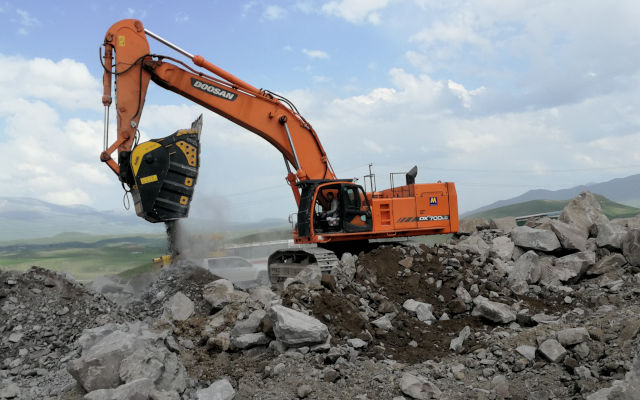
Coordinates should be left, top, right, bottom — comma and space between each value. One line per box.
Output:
467, 195, 640, 220
0, 234, 167, 281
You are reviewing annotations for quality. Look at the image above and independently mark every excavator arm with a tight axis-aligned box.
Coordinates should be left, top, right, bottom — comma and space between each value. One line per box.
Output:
100, 19, 335, 219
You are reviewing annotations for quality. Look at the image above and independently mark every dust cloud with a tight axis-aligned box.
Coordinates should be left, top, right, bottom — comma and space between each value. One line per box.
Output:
165, 192, 230, 262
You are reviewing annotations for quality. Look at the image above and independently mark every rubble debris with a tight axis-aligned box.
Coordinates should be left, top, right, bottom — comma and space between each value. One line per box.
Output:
3, 190, 640, 399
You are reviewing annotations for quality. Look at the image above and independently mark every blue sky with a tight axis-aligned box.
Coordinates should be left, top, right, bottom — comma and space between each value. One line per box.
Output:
1, 0, 640, 225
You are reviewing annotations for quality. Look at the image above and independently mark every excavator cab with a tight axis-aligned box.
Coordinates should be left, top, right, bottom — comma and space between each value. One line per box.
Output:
118, 115, 203, 223
297, 181, 373, 237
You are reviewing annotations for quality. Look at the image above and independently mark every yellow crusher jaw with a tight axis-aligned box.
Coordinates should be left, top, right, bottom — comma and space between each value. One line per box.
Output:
122, 115, 203, 223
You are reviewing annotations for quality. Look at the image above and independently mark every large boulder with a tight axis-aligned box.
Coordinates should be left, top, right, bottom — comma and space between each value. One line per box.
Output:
559, 191, 608, 238
596, 222, 627, 250
163, 292, 195, 322
491, 236, 515, 260
510, 226, 561, 252
454, 233, 490, 259
489, 217, 517, 232
68, 328, 143, 391
458, 218, 490, 235
549, 220, 587, 251
622, 229, 640, 267
83, 378, 154, 400
266, 305, 329, 346
67, 323, 186, 395
551, 251, 596, 283
587, 253, 627, 276
509, 250, 541, 285
203, 279, 249, 309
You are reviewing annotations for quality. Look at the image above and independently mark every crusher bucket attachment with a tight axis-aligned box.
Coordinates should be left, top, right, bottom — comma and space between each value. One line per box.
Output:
122, 115, 203, 223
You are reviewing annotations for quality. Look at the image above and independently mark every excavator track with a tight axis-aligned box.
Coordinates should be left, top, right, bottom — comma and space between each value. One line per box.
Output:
267, 247, 339, 285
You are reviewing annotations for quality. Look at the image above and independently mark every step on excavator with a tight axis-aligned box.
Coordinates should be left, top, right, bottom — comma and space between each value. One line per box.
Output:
99, 19, 459, 284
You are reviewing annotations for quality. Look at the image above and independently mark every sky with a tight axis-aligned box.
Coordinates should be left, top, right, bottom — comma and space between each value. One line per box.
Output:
1, 0, 640, 224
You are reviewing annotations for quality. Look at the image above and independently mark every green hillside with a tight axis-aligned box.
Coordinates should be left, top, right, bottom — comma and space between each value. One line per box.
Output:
468, 194, 640, 220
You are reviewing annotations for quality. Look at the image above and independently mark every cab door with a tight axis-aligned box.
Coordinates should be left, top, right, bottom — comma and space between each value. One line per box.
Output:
341, 184, 373, 233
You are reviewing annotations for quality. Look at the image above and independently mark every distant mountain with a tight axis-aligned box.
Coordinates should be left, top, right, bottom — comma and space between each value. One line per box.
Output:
0, 197, 289, 242
467, 195, 640, 220
0, 197, 163, 241
463, 174, 640, 217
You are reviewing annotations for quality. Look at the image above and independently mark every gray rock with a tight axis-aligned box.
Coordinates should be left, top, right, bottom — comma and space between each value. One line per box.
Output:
456, 285, 472, 304
267, 305, 329, 346
403, 299, 432, 313
458, 218, 490, 235
203, 279, 249, 309
490, 217, 517, 232
230, 310, 266, 337
491, 236, 515, 260
587, 254, 627, 276
559, 191, 609, 238
0, 380, 20, 399
552, 251, 596, 283
399, 256, 414, 269
372, 315, 394, 331
516, 345, 536, 361
196, 379, 235, 400
509, 250, 541, 285
248, 287, 278, 309
491, 375, 510, 398
68, 323, 185, 394
622, 230, 640, 267
549, 220, 587, 251
84, 378, 154, 400
297, 384, 313, 398
471, 296, 516, 324
399, 373, 441, 400
557, 327, 590, 346
68, 330, 141, 391
415, 303, 436, 324
339, 253, 357, 282
449, 326, 471, 353
119, 347, 165, 384
538, 339, 567, 363
163, 292, 194, 322
596, 222, 627, 250
286, 265, 322, 290
7, 333, 22, 344
455, 233, 490, 259
510, 226, 561, 252
231, 333, 270, 349
347, 338, 367, 349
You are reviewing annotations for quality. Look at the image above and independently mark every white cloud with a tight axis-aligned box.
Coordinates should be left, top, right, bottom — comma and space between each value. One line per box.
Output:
263, 5, 287, 20
124, 8, 147, 19
175, 12, 189, 23
302, 49, 330, 59
0, 55, 100, 110
242, 1, 257, 17
410, 10, 488, 48
322, 0, 391, 24
14, 8, 39, 35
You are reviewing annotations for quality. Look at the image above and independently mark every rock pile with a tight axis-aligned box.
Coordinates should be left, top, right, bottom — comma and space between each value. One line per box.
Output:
0, 267, 131, 399
2, 190, 640, 399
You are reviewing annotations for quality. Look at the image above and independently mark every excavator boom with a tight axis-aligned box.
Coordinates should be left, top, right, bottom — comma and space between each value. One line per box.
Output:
100, 20, 459, 283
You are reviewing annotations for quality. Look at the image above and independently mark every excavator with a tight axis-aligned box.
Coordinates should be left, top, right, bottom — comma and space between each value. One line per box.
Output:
99, 19, 459, 283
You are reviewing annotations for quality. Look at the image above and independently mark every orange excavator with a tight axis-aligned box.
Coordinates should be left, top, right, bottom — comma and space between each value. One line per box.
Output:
100, 19, 459, 282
